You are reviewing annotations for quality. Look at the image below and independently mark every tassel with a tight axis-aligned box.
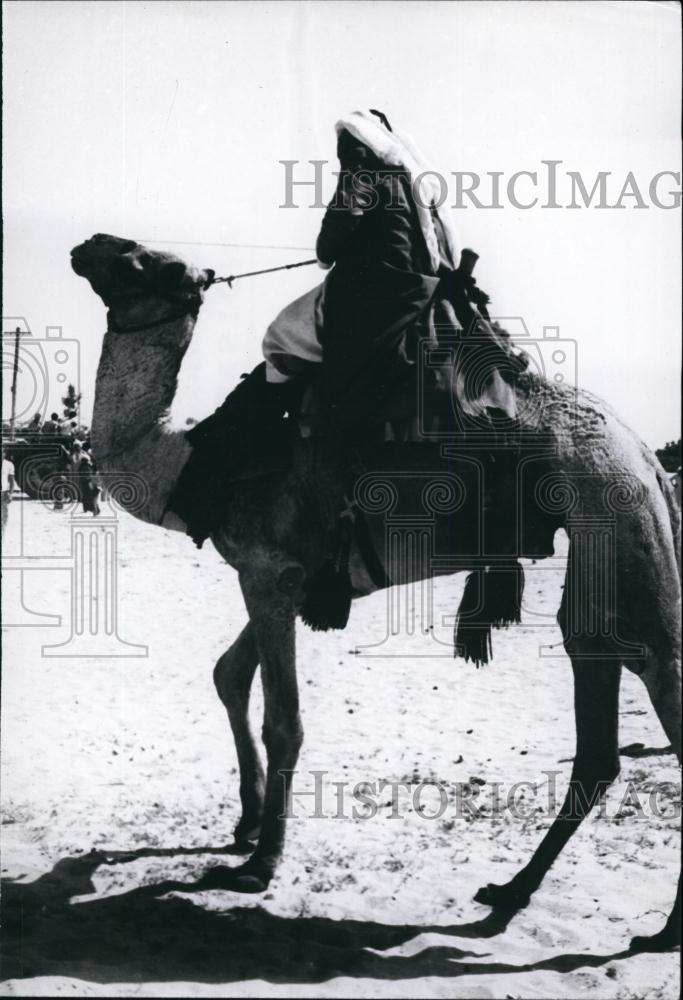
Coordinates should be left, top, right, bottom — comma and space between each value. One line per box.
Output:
301, 512, 354, 632
454, 571, 492, 667
301, 562, 352, 631
453, 561, 525, 666
485, 560, 524, 627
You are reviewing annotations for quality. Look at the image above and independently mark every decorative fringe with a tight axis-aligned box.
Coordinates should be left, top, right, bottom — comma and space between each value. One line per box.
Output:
454, 571, 492, 666
301, 512, 354, 632
300, 562, 352, 631
454, 561, 524, 666
485, 560, 525, 627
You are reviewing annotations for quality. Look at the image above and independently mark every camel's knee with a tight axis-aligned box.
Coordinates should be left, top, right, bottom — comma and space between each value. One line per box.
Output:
262, 718, 304, 760
213, 652, 234, 704
214, 654, 249, 708
563, 758, 620, 822
213, 627, 259, 704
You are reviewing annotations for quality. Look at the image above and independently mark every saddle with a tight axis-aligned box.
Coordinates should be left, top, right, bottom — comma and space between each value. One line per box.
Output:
167, 259, 530, 557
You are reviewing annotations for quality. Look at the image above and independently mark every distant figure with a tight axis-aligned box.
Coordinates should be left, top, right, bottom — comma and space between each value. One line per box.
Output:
70, 442, 101, 515
41, 412, 62, 436
68, 439, 84, 466
27, 412, 43, 434
2, 446, 16, 536
50, 431, 72, 511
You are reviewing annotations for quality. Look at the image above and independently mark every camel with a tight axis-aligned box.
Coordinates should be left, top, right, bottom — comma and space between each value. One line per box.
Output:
71, 233, 681, 952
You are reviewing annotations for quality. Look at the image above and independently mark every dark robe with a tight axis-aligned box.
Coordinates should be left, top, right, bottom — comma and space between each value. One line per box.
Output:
316, 170, 441, 423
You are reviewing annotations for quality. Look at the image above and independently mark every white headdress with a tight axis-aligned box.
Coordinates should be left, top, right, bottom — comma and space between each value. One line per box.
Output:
335, 110, 461, 272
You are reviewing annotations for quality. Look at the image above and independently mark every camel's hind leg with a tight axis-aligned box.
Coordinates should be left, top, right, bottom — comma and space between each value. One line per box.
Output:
476, 521, 624, 910
214, 623, 265, 849
627, 648, 681, 952
475, 496, 681, 952
475, 651, 622, 911
622, 474, 681, 951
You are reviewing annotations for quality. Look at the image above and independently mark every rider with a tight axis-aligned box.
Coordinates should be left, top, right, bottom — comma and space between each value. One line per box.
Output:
169, 110, 465, 545
316, 110, 461, 423
264, 109, 462, 421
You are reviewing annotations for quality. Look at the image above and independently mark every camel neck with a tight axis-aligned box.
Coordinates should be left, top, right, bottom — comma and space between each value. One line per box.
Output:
91, 313, 195, 523
106, 292, 201, 335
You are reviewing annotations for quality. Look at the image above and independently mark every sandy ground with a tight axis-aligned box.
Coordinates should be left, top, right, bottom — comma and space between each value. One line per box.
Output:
1, 496, 680, 998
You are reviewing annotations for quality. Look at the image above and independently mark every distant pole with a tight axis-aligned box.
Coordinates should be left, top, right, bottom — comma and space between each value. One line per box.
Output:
10, 327, 21, 440
3, 326, 30, 441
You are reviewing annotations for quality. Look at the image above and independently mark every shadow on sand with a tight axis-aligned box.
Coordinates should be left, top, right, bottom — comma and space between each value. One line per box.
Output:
1, 848, 634, 986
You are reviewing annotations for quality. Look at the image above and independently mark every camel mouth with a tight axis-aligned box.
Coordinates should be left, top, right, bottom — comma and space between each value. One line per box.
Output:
70, 248, 87, 275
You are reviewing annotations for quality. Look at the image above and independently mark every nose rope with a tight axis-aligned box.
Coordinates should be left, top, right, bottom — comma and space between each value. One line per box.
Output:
208, 258, 318, 289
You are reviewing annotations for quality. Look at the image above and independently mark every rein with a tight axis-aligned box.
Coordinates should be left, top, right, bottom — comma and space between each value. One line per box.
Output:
107, 258, 318, 332
208, 258, 318, 289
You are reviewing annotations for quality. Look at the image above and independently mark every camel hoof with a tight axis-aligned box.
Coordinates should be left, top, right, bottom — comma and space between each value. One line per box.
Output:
231, 873, 269, 894
474, 882, 531, 911
230, 838, 257, 855
630, 928, 681, 953
199, 862, 271, 894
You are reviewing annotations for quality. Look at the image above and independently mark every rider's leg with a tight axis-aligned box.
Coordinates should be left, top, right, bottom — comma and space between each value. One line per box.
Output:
168, 365, 305, 546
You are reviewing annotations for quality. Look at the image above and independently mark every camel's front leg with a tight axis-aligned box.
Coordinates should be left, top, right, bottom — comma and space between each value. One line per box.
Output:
203, 567, 302, 893
214, 623, 265, 849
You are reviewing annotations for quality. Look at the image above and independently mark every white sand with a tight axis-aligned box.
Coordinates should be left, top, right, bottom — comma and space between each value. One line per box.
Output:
1, 498, 680, 998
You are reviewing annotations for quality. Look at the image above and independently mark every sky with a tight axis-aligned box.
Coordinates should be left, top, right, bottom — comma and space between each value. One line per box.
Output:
2, 0, 681, 448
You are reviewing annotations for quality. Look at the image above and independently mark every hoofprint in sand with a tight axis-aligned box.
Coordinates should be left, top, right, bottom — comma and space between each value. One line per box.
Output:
1, 499, 680, 998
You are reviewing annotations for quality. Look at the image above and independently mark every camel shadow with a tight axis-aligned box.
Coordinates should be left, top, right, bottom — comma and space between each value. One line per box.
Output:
1, 848, 633, 986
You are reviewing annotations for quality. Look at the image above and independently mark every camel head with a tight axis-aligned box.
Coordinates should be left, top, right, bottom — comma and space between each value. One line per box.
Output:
71, 234, 215, 326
